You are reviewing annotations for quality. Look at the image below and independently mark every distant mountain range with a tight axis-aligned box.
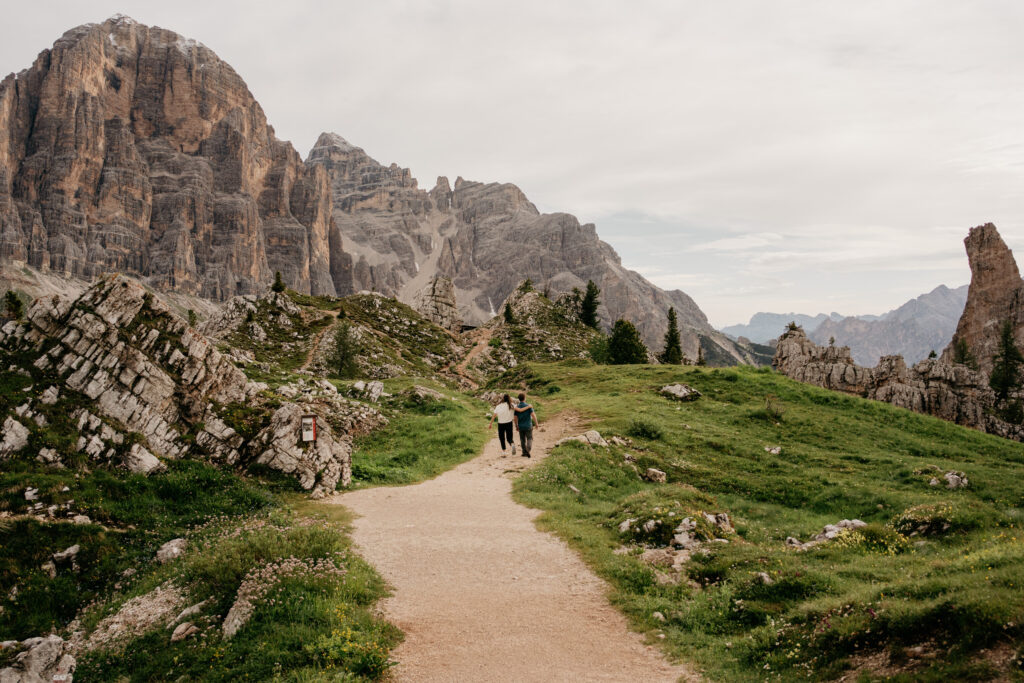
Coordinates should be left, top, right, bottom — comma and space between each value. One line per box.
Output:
723, 284, 969, 366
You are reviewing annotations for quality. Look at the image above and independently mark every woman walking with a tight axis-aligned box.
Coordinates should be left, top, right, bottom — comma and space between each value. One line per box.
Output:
488, 394, 517, 456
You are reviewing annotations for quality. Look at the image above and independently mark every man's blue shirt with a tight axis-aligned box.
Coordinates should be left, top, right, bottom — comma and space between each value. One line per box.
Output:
516, 402, 534, 431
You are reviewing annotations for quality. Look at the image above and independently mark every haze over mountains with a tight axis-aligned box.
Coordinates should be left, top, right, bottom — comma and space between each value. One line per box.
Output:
723, 284, 968, 366
0, 15, 756, 363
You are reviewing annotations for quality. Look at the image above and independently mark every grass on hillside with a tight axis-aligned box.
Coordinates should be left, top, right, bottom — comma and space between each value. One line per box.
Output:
0, 455, 400, 681
500, 362, 1024, 681
348, 378, 491, 486
74, 500, 399, 682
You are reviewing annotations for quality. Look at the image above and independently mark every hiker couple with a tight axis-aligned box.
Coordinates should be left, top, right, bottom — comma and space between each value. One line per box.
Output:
488, 393, 540, 458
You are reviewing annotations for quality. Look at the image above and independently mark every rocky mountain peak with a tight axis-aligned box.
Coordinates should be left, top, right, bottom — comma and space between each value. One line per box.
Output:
308, 132, 362, 159
943, 223, 1024, 375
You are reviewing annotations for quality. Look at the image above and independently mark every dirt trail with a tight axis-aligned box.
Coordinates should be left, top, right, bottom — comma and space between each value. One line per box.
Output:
328, 413, 697, 682
300, 310, 341, 371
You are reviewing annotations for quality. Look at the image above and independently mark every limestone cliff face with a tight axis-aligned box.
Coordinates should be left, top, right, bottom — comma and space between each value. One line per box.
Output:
306, 135, 747, 362
0, 16, 343, 300
412, 276, 462, 333
942, 224, 1024, 376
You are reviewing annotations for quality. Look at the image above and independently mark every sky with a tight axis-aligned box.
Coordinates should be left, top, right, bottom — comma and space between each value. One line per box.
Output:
4, 1, 1024, 327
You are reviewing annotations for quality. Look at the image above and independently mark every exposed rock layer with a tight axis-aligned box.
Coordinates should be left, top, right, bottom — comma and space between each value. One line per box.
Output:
0, 16, 343, 300
0, 274, 367, 493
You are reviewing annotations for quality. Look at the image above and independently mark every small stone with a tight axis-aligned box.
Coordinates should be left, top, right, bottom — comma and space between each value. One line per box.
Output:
171, 622, 199, 642
618, 518, 636, 534
645, 468, 667, 483
568, 484, 581, 495
72, 515, 91, 525
156, 538, 187, 563
754, 572, 773, 585
41, 561, 57, 578
660, 384, 701, 401
652, 611, 666, 622
53, 545, 80, 563
24, 487, 39, 501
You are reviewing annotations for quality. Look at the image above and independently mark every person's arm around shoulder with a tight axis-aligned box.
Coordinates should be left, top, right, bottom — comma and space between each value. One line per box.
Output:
514, 402, 531, 413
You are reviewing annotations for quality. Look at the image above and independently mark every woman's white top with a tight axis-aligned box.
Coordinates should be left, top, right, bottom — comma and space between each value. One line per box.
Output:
493, 403, 515, 424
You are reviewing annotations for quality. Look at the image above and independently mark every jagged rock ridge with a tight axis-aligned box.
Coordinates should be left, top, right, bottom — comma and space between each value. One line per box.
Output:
773, 224, 1024, 442
306, 133, 750, 361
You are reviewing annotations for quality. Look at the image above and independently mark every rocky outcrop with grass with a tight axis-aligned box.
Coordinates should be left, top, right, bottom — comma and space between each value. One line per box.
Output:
773, 326, 1024, 440
0, 275, 362, 494
467, 285, 602, 376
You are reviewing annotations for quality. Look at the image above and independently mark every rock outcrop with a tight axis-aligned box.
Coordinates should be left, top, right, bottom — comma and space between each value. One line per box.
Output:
412, 276, 461, 332
773, 327, 1021, 440
0, 635, 76, 682
0, 274, 368, 494
773, 224, 1024, 442
942, 224, 1024, 376
0, 15, 344, 300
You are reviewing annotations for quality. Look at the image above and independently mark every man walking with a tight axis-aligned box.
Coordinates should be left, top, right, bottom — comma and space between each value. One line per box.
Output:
514, 392, 539, 458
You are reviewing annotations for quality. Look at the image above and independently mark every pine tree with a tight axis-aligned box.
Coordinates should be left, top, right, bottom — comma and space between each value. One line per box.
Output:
271, 271, 286, 293
580, 280, 601, 329
990, 320, 1024, 423
696, 345, 706, 366
607, 319, 648, 364
326, 320, 362, 379
928, 349, 937, 359
953, 338, 978, 370
503, 303, 516, 325
658, 307, 683, 364
4, 291, 24, 320
187, 309, 198, 328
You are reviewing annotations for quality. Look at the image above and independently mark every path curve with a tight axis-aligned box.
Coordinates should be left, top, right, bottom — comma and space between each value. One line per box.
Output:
327, 413, 697, 682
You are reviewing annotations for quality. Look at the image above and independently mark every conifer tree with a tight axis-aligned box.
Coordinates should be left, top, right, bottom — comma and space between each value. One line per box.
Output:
953, 337, 978, 370
990, 320, 1024, 423
327, 320, 362, 379
503, 302, 515, 325
580, 280, 601, 329
187, 309, 198, 328
659, 307, 683, 364
696, 345, 706, 366
271, 271, 286, 293
4, 291, 24, 320
607, 319, 648, 364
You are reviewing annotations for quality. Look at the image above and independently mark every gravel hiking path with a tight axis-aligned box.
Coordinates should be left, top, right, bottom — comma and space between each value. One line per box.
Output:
328, 412, 697, 682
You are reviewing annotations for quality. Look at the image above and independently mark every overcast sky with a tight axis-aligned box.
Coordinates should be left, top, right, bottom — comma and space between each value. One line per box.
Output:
5, 1, 1024, 327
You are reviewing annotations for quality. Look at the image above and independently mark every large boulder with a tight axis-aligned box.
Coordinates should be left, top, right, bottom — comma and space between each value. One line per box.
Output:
0, 635, 75, 683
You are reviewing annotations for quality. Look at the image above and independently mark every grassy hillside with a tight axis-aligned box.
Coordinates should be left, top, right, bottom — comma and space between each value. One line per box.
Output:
501, 362, 1024, 681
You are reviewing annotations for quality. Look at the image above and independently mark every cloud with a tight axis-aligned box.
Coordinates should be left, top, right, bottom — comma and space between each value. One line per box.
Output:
3, 1, 1023, 326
